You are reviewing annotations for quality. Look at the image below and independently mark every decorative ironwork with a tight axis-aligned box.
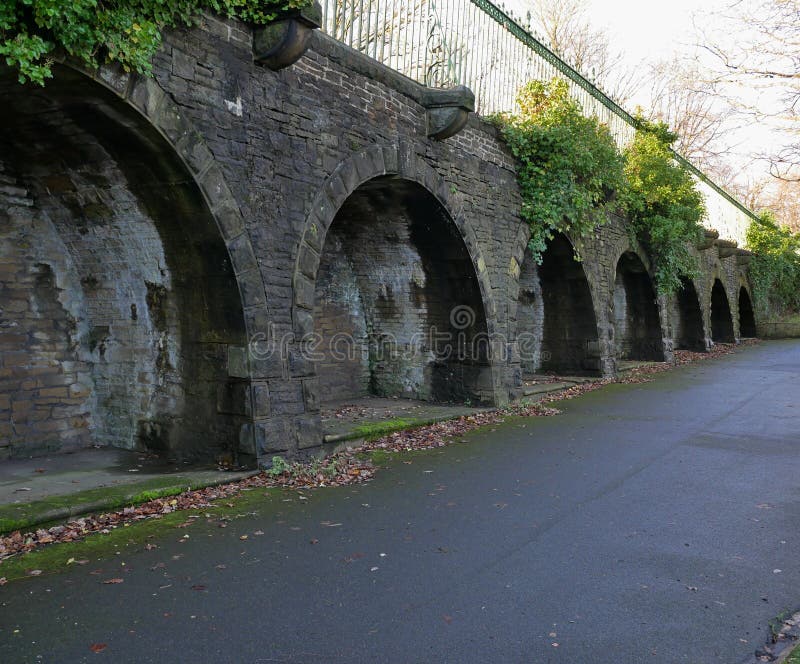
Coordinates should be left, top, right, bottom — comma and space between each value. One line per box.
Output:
318, 0, 760, 238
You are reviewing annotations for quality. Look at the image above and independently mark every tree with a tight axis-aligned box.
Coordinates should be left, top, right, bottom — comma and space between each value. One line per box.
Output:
522, 0, 641, 105
495, 78, 626, 261
0, 0, 303, 85
622, 119, 706, 294
643, 58, 736, 182
697, 0, 800, 180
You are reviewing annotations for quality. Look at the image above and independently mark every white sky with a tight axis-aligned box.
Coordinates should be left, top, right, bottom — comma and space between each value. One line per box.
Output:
583, 0, 723, 67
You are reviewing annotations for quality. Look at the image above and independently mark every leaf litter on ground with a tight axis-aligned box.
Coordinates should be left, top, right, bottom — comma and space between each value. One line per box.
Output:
0, 341, 758, 564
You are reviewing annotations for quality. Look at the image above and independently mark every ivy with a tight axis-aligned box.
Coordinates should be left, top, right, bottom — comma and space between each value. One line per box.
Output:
622, 119, 706, 295
745, 211, 800, 317
0, 0, 307, 85
493, 79, 626, 261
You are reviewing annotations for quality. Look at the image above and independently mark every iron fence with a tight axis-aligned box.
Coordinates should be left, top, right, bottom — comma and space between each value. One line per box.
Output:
319, 0, 758, 244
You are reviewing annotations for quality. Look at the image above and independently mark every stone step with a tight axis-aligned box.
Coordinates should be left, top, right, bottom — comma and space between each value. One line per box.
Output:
521, 381, 576, 397
0, 184, 30, 200
616, 361, 666, 374
1, 194, 33, 208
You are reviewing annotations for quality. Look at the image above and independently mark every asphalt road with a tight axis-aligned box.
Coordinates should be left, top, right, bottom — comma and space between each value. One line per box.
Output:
3, 340, 800, 663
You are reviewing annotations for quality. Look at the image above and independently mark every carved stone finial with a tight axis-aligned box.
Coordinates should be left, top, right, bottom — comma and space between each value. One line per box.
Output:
420, 86, 475, 141
736, 248, 752, 266
698, 228, 719, 250
253, 2, 322, 71
715, 238, 738, 258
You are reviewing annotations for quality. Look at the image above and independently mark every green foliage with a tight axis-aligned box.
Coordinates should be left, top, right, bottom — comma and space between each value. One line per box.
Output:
745, 210, 800, 317
622, 118, 706, 294
0, 0, 306, 85
494, 79, 627, 261
266, 455, 290, 476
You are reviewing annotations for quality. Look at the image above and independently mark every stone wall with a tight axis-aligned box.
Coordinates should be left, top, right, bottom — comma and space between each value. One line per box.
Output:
0, 14, 753, 463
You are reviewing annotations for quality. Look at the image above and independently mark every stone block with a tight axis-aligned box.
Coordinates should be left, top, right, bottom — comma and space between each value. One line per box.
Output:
302, 378, 319, 412
237, 270, 267, 308
226, 233, 259, 275
250, 382, 271, 418
227, 346, 249, 378
295, 413, 322, 449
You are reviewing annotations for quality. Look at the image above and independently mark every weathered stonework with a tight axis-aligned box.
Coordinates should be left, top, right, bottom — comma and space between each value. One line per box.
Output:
0, 13, 753, 464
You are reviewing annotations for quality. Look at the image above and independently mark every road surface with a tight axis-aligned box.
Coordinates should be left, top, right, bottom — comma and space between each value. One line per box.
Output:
2, 340, 800, 663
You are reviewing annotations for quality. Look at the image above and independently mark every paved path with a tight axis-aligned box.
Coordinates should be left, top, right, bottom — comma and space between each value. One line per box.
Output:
2, 340, 800, 663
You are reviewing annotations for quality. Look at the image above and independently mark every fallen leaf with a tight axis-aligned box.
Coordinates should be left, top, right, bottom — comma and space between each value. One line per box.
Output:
89, 643, 107, 653
26, 569, 42, 576
103, 578, 124, 584
191, 585, 206, 591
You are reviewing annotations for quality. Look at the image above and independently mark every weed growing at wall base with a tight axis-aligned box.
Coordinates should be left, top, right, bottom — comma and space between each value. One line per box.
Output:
0, 0, 309, 85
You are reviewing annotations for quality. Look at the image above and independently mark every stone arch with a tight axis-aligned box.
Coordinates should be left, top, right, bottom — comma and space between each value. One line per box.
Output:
710, 279, 735, 343
612, 251, 665, 361
672, 278, 706, 351
292, 145, 501, 406
516, 233, 601, 376
0, 64, 265, 463
738, 285, 757, 338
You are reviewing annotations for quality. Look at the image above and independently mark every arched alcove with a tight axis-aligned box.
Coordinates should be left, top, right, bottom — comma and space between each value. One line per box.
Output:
0, 67, 249, 462
612, 252, 664, 361
516, 233, 600, 376
313, 177, 491, 405
710, 279, 735, 343
673, 278, 706, 351
739, 287, 757, 337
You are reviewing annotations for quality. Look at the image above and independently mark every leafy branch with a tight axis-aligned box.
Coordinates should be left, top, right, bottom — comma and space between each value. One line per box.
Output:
0, 0, 308, 85
745, 211, 800, 318
492, 78, 626, 261
621, 118, 706, 294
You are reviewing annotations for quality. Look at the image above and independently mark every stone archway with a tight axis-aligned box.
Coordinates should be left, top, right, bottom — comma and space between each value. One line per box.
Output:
710, 279, 735, 343
673, 278, 706, 351
516, 233, 601, 376
0, 65, 264, 464
738, 286, 757, 338
612, 252, 665, 361
314, 177, 491, 404
292, 146, 501, 408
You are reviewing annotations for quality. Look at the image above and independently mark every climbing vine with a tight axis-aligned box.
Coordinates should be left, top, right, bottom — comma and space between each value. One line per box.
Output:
493, 79, 626, 261
745, 211, 800, 317
0, 0, 306, 85
621, 119, 706, 294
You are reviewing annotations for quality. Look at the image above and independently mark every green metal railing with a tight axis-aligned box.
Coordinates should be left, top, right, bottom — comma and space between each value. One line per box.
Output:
319, 0, 759, 243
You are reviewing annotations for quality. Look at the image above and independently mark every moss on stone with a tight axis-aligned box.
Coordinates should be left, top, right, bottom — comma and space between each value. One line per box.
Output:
352, 417, 430, 441
0, 475, 240, 535
0, 488, 282, 583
